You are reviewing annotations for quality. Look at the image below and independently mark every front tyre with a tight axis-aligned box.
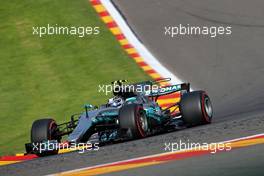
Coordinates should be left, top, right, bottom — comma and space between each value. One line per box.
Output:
180, 91, 213, 126
31, 118, 60, 156
119, 104, 148, 139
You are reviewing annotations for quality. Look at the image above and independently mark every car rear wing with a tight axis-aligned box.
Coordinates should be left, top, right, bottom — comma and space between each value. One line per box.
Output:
111, 78, 190, 97
145, 82, 190, 97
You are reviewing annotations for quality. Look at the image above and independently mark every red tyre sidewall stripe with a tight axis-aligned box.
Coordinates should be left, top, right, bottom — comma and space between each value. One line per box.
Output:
135, 106, 146, 138
48, 121, 56, 140
201, 92, 210, 123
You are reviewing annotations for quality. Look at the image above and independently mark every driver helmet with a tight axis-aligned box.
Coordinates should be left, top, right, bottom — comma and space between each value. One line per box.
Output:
108, 97, 124, 107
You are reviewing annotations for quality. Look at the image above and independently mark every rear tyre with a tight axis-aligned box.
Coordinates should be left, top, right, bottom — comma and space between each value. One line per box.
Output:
119, 104, 148, 139
180, 91, 213, 126
31, 118, 59, 156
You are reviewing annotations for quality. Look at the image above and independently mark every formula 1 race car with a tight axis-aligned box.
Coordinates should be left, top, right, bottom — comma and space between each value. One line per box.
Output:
25, 78, 213, 156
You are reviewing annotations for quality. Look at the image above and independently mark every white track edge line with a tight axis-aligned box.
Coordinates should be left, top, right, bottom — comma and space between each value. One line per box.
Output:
47, 132, 264, 175
101, 0, 182, 84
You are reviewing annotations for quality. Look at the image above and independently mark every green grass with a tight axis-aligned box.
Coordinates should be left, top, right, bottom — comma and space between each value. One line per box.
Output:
0, 0, 149, 155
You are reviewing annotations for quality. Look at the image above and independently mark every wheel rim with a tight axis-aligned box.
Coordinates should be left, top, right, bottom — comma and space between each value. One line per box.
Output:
139, 112, 148, 132
49, 121, 58, 140
204, 97, 213, 118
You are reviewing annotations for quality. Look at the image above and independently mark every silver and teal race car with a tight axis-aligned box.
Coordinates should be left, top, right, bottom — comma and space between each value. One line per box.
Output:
25, 78, 213, 156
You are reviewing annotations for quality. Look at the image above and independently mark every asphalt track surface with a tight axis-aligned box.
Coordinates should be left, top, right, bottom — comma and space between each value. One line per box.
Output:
113, 0, 264, 120
1, 0, 264, 175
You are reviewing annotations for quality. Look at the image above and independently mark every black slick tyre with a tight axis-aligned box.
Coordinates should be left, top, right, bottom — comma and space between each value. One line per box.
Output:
31, 118, 59, 156
180, 91, 213, 126
119, 104, 148, 139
